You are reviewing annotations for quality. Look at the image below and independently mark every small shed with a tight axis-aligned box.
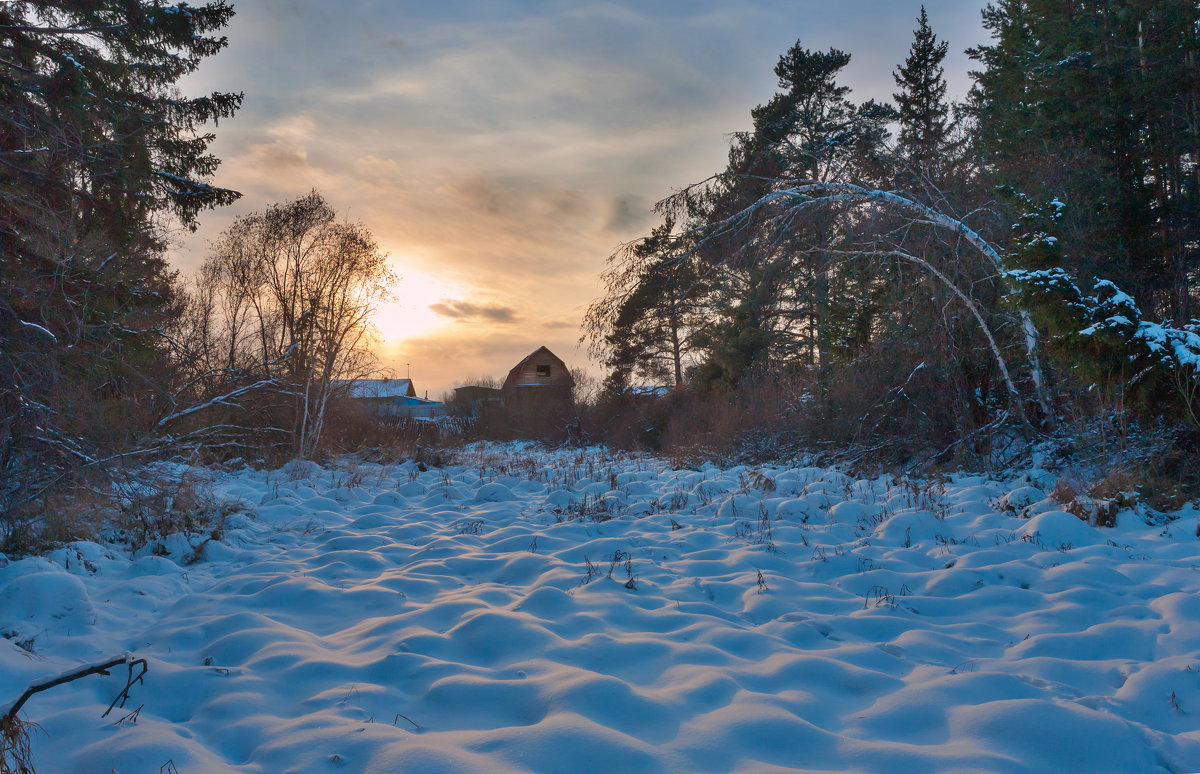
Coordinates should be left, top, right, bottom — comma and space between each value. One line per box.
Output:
502, 346, 574, 398
343, 378, 416, 400
453, 385, 505, 415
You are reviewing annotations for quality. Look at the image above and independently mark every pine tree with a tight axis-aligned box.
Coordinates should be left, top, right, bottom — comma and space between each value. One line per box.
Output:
0, 1, 241, 532
686, 42, 896, 384
763, 44, 856, 182
585, 218, 706, 393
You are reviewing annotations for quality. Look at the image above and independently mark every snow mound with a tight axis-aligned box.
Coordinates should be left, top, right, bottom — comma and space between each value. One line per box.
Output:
0, 571, 95, 634
716, 493, 766, 521
475, 482, 519, 502
1017, 509, 1103, 548
874, 508, 944, 544
995, 485, 1045, 516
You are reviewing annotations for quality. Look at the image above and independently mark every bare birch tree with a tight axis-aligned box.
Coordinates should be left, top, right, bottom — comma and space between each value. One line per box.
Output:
191, 192, 394, 458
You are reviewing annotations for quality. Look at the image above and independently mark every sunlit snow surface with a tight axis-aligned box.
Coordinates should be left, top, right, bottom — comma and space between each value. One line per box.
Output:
4, 444, 1200, 773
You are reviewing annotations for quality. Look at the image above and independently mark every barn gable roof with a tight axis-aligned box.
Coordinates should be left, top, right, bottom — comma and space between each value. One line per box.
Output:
502, 346, 573, 391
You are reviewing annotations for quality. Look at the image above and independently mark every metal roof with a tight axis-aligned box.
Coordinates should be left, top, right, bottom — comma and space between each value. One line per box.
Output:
335, 378, 416, 399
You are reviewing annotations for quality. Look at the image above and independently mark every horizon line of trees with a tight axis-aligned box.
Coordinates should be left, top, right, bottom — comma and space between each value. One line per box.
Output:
5, 0, 1200, 547
585, 1, 1200, 455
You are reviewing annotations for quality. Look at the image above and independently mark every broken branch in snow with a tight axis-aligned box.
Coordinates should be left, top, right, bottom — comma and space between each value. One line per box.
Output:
1, 652, 148, 729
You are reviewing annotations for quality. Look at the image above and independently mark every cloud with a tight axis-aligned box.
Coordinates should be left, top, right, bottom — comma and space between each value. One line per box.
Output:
606, 194, 651, 233
361, 23, 405, 54
429, 299, 521, 324
447, 176, 589, 225
241, 142, 309, 174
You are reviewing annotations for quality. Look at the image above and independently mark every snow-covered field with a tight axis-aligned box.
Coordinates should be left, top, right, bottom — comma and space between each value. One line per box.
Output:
3, 444, 1200, 773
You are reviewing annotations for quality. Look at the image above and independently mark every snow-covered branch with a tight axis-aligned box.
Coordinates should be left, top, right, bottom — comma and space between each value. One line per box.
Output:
18, 320, 56, 342
154, 378, 278, 429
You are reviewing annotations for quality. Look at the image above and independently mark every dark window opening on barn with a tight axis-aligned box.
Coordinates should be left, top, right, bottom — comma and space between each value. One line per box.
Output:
536, 365, 551, 377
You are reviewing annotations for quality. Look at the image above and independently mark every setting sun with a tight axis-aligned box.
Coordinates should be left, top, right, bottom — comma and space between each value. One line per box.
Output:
371, 262, 462, 342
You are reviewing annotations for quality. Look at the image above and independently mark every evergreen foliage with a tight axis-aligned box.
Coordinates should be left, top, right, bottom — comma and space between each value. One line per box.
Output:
968, 0, 1200, 319
587, 3, 1200, 462
687, 42, 897, 385
0, 1, 241, 536
584, 218, 704, 394
892, 6, 957, 185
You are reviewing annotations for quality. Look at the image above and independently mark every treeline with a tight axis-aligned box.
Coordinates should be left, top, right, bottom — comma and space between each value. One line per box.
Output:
585, 2, 1200, 474
0, 2, 388, 550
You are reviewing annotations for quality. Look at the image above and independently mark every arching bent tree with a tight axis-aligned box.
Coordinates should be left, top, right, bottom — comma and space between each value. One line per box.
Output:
697, 180, 1056, 427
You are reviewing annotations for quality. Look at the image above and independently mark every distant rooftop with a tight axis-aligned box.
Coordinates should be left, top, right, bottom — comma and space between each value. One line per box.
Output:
628, 385, 670, 397
334, 378, 416, 399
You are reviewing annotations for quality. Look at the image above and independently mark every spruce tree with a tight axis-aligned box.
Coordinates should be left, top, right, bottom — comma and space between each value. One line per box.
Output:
892, 6, 955, 185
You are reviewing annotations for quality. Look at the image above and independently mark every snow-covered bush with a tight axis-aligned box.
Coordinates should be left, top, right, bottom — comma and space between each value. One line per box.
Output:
1007, 266, 1200, 420
1002, 193, 1200, 429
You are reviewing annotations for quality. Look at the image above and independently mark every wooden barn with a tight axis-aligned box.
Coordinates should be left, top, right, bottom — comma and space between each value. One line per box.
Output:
502, 346, 574, 399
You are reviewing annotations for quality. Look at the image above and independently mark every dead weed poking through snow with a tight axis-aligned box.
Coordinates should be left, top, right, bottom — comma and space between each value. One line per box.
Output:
0, 715, 34, 774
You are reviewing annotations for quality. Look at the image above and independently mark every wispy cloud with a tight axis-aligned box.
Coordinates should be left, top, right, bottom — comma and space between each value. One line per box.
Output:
429, 299, 521, 324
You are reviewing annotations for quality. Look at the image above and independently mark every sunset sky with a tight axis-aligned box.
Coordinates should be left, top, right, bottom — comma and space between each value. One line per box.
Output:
174, 0, 989, 398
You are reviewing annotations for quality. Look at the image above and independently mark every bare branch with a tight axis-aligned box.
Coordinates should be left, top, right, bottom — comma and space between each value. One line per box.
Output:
1, 653, 147, 727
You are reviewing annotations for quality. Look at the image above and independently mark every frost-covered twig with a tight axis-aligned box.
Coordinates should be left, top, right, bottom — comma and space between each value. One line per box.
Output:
154, 378, 277, 429
16, 320, 56, 342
